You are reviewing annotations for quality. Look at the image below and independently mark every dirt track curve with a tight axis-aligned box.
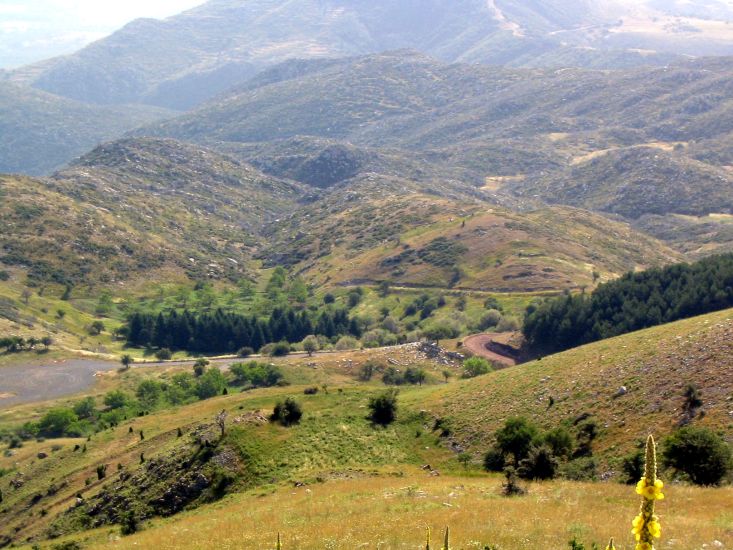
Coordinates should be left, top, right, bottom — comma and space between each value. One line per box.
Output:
462, 333, 518, 367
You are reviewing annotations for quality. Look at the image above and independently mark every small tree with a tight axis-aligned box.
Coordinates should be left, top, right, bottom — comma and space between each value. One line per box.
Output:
442, 369, 452, 383
368, 389, 398, 426
663, 426, 732, 485
96, 464, 107, 480
88, 321, 105, 336
495, 417, 540, 463
41, 336, 53, 350
215, 409, 228, 438
518, 445, 558, 480
120, 354, 133, 371
302, 335, 319, 357
271, 398, 303, 427
104, 390, 130, 410
463, 356, 492, 378
193, 358, 209, 377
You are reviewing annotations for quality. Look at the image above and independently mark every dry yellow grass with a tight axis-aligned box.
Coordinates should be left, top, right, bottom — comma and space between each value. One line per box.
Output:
40, 472, 733, 550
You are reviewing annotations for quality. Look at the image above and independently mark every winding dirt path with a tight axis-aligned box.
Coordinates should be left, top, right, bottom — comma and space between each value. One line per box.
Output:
462, 333, 519, 367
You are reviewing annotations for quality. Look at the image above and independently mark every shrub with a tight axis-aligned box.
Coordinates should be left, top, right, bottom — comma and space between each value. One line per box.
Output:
38, 408, 79, 438
237, 346, 254, 358
155, 348, 173, 361
301, 335, 320, 356
621, 448, 644, 484
358, 360, 380, 381
269, 341, 291, 357
120, 511, 139, 536
0, 270, 9, 281
403, 367, 427, 386
559, 457, 597, 482
463, 356, 492, 378
193, 358, 209, 377
195, 369, 227, 400
663, 426, 732, 485
271, 398, 303, 427
478, 310, 503, 331
230, 361, 283, 388
544, 426, 574, 459
368, 389, 398, 425
73, 397, 96, 420
136, 380, 162, 409
518, 445, 558, 480
382, 366, 404, 386
483, 447, 505, 472
495, 417, 540, 462
88, 321, 105, 336
335, 335, 359, 350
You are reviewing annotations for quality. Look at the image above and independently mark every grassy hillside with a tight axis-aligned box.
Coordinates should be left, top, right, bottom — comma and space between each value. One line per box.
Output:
1, 310, 731, 548
0, 139, 308, 288
0, 83, 171, 175
264, 189, 682, 291
420, 308, 733, 469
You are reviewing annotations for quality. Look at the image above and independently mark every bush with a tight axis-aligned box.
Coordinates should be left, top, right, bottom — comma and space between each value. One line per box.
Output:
368, 389, 398, 425
195, 368, 227, 400
271, 398, 303, 427
155, 348, 173, 361
483, 447, 505, 472
237, 346, 254, 358
73, 397, 96, 420
269, 341, 291, 357
544, 426, 574, 459
495, 417, 540, 462
382, 366, 404, 386
478, 310, 503, 331
663, 426, 732, 485
518, 445, 558, 480
463, 356, 492, 378
559, 457, 597, 482
358, 360, 379, 381
301, 335, 320, 356
335, 335, 359, 350
193, 358, 209, 377
230, 361, 283, 388
38, 408, 79, 438
621, 448, 644, 484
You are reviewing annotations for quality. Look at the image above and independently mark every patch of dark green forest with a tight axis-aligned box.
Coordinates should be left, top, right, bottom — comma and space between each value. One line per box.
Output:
523, 253, 733, 354
125, 307, 360, 354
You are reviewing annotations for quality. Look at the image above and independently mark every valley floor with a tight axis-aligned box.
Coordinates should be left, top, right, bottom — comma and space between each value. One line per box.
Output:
39, 472, 733, 550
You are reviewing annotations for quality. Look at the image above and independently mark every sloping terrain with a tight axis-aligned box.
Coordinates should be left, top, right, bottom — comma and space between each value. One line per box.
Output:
0, 139, 307, 286
512, 146, 733, 218
422, 308, 733, 467
0, 83, 171, 175
263, 184, 682, 291
12, 0, 720, 109
1, 311, 731, 548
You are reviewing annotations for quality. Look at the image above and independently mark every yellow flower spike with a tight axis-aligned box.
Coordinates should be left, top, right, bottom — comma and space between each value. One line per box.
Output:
442, 526, 450, 550
426, 527, 431, 550
630, 436, 664, 550
276, 532, 282, 550
605, 538, 616, 550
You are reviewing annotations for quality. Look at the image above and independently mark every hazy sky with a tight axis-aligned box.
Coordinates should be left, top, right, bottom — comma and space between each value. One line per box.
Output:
0, 0, 205, 68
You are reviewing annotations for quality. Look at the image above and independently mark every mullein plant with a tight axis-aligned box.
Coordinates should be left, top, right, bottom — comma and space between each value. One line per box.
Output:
631, 435, 664, 550
425, 527, 450, 550
275, 532, 282, 550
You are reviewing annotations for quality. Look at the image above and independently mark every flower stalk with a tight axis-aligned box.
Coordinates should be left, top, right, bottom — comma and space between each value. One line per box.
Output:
631, 435, 664, 550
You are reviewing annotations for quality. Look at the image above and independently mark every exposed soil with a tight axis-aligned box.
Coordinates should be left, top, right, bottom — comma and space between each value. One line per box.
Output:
462, 332, 521, 367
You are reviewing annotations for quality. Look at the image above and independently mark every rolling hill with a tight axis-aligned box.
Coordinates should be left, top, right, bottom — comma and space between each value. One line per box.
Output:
0, 139, 307, 287
12, 0, 731, 110
0, 308, 730, 548
262, 188, 682, 291
0, 83, 171, 175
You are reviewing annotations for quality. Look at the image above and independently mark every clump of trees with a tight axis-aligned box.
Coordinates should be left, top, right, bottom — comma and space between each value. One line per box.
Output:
126, 307, 359, 355
0, 336, 53, 353
662, 426, 731, 485
381, 366, 427, 386
523, 253, 733, 354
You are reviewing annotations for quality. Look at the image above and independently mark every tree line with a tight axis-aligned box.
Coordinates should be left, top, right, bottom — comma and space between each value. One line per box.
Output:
523, 253, 733, 354
126, 307, 360, 354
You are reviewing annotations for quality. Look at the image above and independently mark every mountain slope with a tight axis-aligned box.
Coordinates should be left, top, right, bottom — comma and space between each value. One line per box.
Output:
0, 139, 307, 286
262, 183, 682, 291
14, 0, 729, 109
0, 83, 171, 175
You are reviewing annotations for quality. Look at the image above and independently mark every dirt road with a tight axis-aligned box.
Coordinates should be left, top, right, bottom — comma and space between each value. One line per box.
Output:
462, 333, 519, 367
